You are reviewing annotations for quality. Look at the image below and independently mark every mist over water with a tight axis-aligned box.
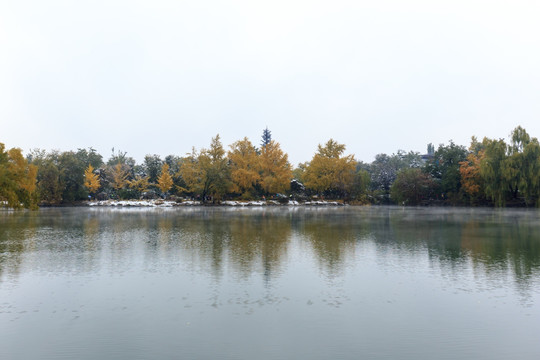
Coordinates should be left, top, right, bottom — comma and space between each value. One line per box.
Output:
1, 207, 540, 359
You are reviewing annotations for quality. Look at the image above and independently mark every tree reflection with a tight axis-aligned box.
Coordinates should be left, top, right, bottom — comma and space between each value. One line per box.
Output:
1, 207, 540, 294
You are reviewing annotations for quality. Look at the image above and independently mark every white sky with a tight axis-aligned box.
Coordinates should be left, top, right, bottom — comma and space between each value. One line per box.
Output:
1, 0, 539, 165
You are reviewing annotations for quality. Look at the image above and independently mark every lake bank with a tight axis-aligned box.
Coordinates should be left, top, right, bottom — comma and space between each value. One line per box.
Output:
86, 199, 347, 207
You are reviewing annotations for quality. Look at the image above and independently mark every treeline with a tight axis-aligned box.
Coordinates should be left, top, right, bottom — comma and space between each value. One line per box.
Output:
2, 126, 540, 209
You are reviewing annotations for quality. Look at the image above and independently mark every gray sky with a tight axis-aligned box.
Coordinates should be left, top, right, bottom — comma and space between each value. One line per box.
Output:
2, 0, 539, 166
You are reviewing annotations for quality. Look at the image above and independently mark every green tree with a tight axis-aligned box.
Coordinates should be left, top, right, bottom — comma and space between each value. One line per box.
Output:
350, 168, 371, 203
503, 126, 540, 206
261, 127, 272, 149
143, 154, 163, 184
28, 149, 63, 204
423, 141, 468, 202
479, 137, 509, 207
390, 168, 436, 205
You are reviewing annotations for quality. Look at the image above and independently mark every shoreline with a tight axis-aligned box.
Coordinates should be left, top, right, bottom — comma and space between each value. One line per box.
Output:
86, 199, 348, 208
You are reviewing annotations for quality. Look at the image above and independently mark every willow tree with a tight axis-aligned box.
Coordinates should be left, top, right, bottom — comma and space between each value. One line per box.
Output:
303, 139, 356, 198
228, 137, 260, 199
259, 140, 292, 195
479, 138, 509, 207
503, 126, 540, 206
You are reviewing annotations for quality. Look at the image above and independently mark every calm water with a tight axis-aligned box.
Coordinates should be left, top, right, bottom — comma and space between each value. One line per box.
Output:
1, 206, 540, 359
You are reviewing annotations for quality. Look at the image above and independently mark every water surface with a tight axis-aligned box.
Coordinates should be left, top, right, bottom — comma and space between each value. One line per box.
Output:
1, 207, 539, 359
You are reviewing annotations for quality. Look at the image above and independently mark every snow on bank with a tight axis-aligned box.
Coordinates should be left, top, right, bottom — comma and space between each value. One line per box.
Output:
88, 199, 345, 207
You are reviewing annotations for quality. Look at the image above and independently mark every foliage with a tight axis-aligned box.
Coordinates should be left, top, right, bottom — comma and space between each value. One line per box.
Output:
350, 168, 371, 202
157, 163, 173, 194
369, 151, 421, 202
179, 135, 230, 202
423, 141, 468, 202
84, 165, 100, 195
261, 127, 272, 149
503, 127, 540, 206
303, 139, 356, 198
28, 149, 63, 204
56, 149, 101, 203
143, 154, 163, 184
390, 168, 437, 205
259, 140, 292, 195
109, 163, 130, 192
479, 138, 508, 207
128, 175, 151, 194
0, 143, 38, 209
8, 125, 540, 208
228, 137, 261, 199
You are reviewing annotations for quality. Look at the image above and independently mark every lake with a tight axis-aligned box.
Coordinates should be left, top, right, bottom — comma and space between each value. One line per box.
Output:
1, 206, 539, 359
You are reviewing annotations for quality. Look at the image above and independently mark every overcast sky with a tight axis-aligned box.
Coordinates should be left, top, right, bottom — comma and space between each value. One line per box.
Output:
2, 0, 539, 165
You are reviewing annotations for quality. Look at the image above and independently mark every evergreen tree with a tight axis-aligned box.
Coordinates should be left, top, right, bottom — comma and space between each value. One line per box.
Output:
261, 127, 272, 149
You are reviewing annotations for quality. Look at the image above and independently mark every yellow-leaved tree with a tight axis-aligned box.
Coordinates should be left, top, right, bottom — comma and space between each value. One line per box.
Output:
179, 135, 230, 202
0, 143, 38, 209
303, 139, 356, 198
157, 163, 173, 194
459, 137, 485, 205
228, 137, 260, 199
128, 175, 150, 194
84, 164, 100, 197
259, 140, 292, 195
109, 163, 129, 191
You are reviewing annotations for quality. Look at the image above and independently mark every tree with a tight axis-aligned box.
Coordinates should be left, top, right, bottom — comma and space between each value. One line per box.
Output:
350, 168, 371, 203
228, 137, 261, 199
109, 163, 129, 192
479, 137, 508, 207
304, 139, 356, 198
259, 140, 292, 195
0, 144, 38, 209
143, 154, 163, 184
84, 164, 100, 196
390, 168, 436, 205
261, 127, 272, 149
518, 138, 540, 206
459, 136, 487, 205
503, 126, 540, 206
423, 141, 468, 202
157, 163, 173, 195
179, 135, 230, 202
128, 175, 151, 195
28, 149, 63, 205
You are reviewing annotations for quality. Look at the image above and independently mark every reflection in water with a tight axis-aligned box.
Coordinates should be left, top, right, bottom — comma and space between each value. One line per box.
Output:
1, 207, 540, 290
1, 207, 540, 360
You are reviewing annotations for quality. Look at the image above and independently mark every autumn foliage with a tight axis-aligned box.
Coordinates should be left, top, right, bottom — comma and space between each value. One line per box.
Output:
5, 125, 540, 208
